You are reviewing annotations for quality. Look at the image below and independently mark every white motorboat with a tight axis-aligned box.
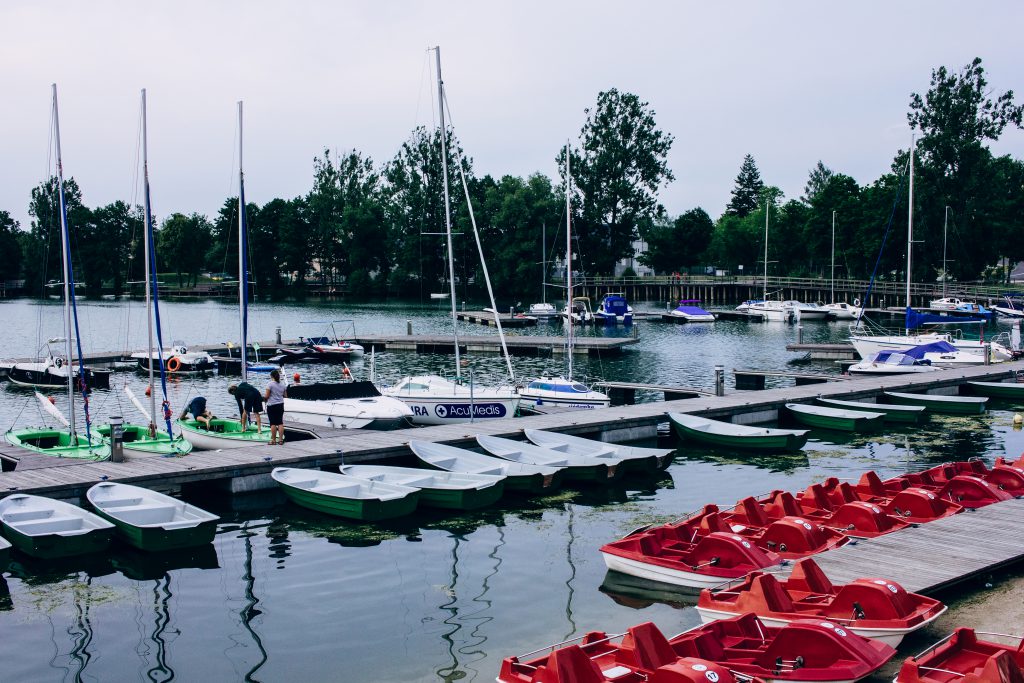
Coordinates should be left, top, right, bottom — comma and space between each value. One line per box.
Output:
131, 343, 215, 374
283, 381, 412, 430
849, 332, 1011, 362
527, 302, 558, 318
992, 295, 1024, 318
594, 293, 633, 325
735, 299, 763, 312
823, 302, 862, 320
669, 299, 716, 322
382, 375, 519, 425
847, 348, 945, 375
930, 296, 971, 310
562, 296, 594, 324
518, 377, 610, 409
747, 299, 793, 322
786, 300, 829, 320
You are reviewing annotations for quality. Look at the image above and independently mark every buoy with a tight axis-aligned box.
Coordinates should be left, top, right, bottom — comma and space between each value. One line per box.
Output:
145, 386, 152, 397
292, 373, 301, 383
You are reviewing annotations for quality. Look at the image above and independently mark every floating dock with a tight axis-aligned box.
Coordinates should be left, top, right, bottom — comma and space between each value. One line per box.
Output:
351, 334, 638, 356
2, 361, 1023, 501
455, 311, 538, 327
785, 342, 859, 359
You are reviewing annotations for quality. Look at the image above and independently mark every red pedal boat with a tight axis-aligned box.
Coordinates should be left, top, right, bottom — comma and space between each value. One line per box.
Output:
829, 473, 963, 524
857, 468, 1012, 510
600, 526, 784, 589
895, 627, 1024, 682
996, 454, 1024, 469
678, 504, 851, 559
758, 486, 912, 539
695, 558, 946, 646
941, 460, 1024, 497
499, 614, 894, 683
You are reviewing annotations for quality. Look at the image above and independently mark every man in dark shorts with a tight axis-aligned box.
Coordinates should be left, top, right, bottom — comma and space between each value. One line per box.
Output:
179, 396, 212, 430
228, 382, 263, 432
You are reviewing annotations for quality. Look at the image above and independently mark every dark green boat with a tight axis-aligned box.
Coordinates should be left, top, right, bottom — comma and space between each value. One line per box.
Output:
883, 391, 988, 415
0, 494, 115, 559
815, 397, 926, 424
668, 412, 809, 451
272, 467, 420, 521
786, 403, 885, 432
87, 482, 219, 551
964, 381, 1024, 401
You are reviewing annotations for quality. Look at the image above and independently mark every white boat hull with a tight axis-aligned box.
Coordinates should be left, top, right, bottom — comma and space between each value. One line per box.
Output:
695, 605, 945, 647
283, 397, 411, 430
670, 311, 716, 322
601, 551, 736, 589
385, 395, 519, 425
179, 426, 265, 450
850, 335, 1010, 361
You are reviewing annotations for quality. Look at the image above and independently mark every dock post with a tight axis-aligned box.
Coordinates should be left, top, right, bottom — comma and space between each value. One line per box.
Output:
109, 415, 125, 463
406, 320, 413, 336
714, 365, 725, 396
985, 342, 991, 365
275, 326, 282, 344
797, 324, 803, 344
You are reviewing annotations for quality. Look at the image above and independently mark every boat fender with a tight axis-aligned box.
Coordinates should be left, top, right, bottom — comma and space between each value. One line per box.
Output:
167, 357, 182, 372
853, 298, 861, 307
54, 357, 63, 368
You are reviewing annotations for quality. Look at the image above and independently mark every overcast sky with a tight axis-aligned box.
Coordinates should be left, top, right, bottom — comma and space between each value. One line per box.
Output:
2, 1, 1022, 231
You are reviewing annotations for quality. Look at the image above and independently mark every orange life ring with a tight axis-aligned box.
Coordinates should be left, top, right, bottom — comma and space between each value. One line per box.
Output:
167, 357, 182, 373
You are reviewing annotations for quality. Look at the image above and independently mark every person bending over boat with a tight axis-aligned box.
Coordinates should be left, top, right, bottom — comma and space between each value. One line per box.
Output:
264, 369, 287, 445
228, 382, 263, 432
180, 396, 213, 430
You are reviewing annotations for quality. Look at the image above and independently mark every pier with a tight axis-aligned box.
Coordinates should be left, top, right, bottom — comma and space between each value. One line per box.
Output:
2, 360, 1023, 501
785, 342, 859, 359
455, 310, 538, 327
351, 334, 638, 356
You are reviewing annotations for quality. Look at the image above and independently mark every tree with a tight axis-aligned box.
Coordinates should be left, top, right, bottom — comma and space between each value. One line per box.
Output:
23, 176, 89, 296
639, 208, 714, 273
0, 211, 22, 282
82, 201, 138, 294
160, 213, 213, 287
725, 154, 764, 217
560, 89, 675, 275
801, 161, 835, 205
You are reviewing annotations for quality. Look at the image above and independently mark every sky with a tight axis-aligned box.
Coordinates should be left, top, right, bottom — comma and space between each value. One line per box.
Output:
2, 1, 1022, 232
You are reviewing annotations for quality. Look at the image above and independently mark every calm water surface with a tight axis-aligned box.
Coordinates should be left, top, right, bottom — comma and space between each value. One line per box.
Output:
1, 298, 1022, 682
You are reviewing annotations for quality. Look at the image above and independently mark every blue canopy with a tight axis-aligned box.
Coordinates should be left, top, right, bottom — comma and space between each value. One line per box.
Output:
903, 341, 958, 358
905, 306, 990, 330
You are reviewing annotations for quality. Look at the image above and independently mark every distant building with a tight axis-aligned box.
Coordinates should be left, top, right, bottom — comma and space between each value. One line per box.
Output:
1011, 261, 1024, 282
614, 238, 654, 277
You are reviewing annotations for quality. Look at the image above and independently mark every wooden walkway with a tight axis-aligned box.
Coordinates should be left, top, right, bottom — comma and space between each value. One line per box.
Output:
785, 343, 859, 359
779, 498, 1024, 595
1, 360, 1023, 500
455, 311, 538, 327
352, 334, 638, 356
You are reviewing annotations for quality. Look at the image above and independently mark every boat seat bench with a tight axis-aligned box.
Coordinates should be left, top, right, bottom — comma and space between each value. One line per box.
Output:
3, 509, 58, 523
8, 515, 86, 533
93, 498, 143, 510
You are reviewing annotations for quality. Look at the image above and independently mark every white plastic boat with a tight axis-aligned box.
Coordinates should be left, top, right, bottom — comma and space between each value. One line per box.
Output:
338, 464, 504, 509
517, 377, 610, 409
476, 434, 623, 481
527, 302, 558, 319
849, 332, 1011, 362
272, 467, 419, 521
382, 375, 519, 425
87, 482, 219, 551
523, 429, 673, 471
0, 493, 115, 558
823, 302, 862, 320
410, 440, 563, 493
786, 300, 829, 320
283, 381, 412, 430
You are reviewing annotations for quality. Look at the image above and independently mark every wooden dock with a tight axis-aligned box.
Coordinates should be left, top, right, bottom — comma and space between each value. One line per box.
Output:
781, 497, 1024, 595
352, 334, 638, 356
455, 310, 538, 327
595, 381, 712, 404
2, 361, 1023, 501
785, 342, 859, 359
733, 368, 851, 390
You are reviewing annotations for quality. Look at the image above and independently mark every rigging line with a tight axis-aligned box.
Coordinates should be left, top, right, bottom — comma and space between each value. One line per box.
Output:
854, 156, 911, 327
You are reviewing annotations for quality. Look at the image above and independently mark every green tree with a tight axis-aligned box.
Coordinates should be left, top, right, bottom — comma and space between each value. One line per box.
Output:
81, 201, 139, 294
639, 208, 714, 273
559, 89, 675, 275
726, 154, 764, 217
160, 212, 213, 287
23, 177, 89, 296
801, 161, 835, 205
0, 211, 23, 282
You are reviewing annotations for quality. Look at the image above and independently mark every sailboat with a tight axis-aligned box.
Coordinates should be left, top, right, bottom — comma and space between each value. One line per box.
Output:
823, 211, 861, 320
381, 47, 519, 425
746, 201, 792, 322
849, 140, 1011, 362
96, 90, 192, 458
518, 144, 610, 410
4, 85, 110, 461
178, 101, 270, 449
527, 223, 558, 319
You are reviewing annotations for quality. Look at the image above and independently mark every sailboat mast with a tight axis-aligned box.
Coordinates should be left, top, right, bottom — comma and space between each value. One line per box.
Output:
830, 210, 836, 303
434, 47, 460, 379
142, 89, 157, 433
905, 136, 915, 334
762, 199, 769, 301
942, 205, 949, 299
52, 84, 76, 436
565, 143, 574, 381
541, 222, 546, 304
238, 101, 248, 382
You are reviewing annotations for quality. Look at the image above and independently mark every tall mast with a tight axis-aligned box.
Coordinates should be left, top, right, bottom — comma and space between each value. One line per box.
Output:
905, 136, 915, 333
830, 210, 836, 303
238, 101, 248, 382
942, 205, 949, 299
434, 47, 460, 379
565, 143, 574, 381
762, 199, 769, 301
541, 222, 546, 304
52, 84, 76, 435
142, 89, 157, 434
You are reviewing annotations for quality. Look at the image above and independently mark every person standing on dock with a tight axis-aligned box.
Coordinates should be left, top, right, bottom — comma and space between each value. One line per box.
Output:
264, 369, 287, 445
228, 382, 263, 433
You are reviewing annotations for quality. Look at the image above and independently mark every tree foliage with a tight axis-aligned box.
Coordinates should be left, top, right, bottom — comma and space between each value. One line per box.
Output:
726, 154, 764, 217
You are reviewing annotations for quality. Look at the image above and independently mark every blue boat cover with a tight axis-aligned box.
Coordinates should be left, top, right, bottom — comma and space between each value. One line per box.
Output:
905, 307, 990, 329
599, 295, 630, 316
903, 341, 958, 358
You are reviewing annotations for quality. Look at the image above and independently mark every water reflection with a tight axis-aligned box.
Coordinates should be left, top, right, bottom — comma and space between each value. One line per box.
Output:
240, 525, 269, 682
111, 544, 219, 581
599, 570, 697, 610
144, 575, 175, 683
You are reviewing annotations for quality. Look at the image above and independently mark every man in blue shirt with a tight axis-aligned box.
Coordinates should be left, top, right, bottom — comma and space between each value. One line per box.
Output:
179, 396, 212, 430
228, 382, 264, 432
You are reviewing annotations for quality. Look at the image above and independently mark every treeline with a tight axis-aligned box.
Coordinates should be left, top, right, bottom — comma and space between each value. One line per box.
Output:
1, 58, 1020, 300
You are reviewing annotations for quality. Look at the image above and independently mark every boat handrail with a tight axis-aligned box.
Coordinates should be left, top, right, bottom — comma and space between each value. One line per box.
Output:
513, 631, 626, 660
911, 630, 1024, 660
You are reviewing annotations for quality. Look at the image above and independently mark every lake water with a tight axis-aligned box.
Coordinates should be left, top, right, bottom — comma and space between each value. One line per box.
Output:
1, 298, 1022, 682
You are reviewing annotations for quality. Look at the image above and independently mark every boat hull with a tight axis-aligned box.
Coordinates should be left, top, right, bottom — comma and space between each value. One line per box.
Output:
816, 398, 925, 424
4, 429, 110, 461
786, 404, 884, 432
0, 523, 114, 559
601, 551, 736, 590
964, 381, 1024, 399
418, 484, 504, 510
278, 481, 419, 521
883, 391, 988, 415
669, 414, 807, 452
95, 511, 217, 551
177, 419, 271, 449
385, 395, 519, 426
95, 424, 193, 457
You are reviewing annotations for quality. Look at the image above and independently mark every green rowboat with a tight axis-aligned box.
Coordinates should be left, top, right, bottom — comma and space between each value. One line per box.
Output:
4, 428, 110, 461
0, 494, 115, 559
668, 412, 809, 452
96, 424, 193, 457
338, 465, 504, 510
815, 397, 926, 424
964, 381, 1024, 400
177, 418, 270, 450
272, 467, 419, 521
87, 482, 219, 551
882, 391, 988, 415
0, 535, 10, 569
785, 403, 885, 432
